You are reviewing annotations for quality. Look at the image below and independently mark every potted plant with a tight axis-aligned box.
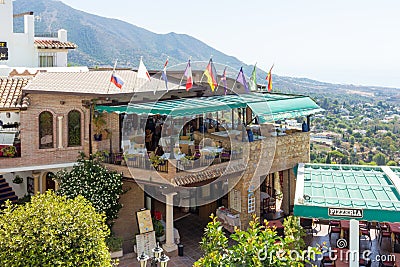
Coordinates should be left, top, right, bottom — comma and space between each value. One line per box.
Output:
106, 235, 123, 258
152, 217, 165, 242
93, 111, 106, 141
12, 175, 23, 184
2, 146, 16, 157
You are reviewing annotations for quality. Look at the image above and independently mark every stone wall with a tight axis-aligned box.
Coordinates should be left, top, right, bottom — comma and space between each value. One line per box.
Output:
113, 179, 144, 253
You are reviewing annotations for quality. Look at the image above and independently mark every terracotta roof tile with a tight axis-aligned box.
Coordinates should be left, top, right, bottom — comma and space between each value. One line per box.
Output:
24, 70, 180, 95
34, 40, 77, 49
0, 77, 31, 109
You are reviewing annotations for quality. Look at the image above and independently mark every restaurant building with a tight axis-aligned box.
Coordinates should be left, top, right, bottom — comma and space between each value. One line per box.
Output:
0, 65, 323, 252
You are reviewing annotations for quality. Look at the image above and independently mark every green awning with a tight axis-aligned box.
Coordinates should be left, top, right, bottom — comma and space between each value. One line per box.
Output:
96, 93, 323, 121
294, 164, 400, 222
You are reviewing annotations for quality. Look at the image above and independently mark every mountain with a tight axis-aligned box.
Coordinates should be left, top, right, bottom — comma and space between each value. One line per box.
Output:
12, 0, 400, 102
13, 0, 253, 72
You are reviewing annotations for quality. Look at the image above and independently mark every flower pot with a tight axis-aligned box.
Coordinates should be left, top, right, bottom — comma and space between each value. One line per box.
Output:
156, 234, 165, 242
94, 134, 102, 141
110, 249, 123, 259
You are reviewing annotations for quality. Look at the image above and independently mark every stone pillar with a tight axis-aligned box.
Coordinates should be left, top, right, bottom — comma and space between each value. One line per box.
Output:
162, 192, 178, 253
57, 116, 63, 148
32, 172, 40, 195
54, 180, 59, 191
281, 169, 290, 215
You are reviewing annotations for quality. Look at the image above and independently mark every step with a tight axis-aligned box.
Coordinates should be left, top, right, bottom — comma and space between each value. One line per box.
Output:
0, 194, 17, 204
0, 186, 12, 194
0, 191, 15, 199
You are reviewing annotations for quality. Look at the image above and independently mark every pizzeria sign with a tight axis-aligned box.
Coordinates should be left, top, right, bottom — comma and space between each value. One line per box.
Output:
328, 207, 363, 218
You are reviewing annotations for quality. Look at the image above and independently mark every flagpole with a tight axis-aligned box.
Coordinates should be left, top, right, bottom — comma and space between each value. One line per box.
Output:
106, 59, 118, 94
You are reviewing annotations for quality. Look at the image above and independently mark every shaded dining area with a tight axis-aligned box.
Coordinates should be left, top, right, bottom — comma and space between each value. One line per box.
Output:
95, 92, 322, 175
294, 164, 400, 267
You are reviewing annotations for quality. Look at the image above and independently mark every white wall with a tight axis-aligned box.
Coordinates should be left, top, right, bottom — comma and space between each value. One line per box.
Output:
3, 171, 31, 198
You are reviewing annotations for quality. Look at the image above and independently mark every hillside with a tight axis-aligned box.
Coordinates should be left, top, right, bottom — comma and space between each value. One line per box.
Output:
12, 0, 400, 102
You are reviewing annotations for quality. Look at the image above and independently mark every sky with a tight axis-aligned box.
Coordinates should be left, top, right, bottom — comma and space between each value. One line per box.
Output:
60, 0, 400, 88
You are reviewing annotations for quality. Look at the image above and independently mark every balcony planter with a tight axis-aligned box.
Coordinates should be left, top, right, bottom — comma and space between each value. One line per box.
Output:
1, 146, 16, 157
106, 236, 123, 259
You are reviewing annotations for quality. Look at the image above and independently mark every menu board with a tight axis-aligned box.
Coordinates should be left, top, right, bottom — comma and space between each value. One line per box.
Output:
229, 189, 241, 212
137, 209, 153, 234
136, 231, 156, 257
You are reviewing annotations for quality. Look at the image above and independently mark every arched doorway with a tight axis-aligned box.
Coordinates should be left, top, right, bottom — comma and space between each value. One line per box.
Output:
45, 172, 56, 191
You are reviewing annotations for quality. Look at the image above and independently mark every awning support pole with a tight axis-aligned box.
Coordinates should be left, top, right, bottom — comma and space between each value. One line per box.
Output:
349, 219, 359, 267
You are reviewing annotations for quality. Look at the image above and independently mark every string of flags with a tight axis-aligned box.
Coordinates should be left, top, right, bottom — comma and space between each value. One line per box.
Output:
109, 56, 274, 93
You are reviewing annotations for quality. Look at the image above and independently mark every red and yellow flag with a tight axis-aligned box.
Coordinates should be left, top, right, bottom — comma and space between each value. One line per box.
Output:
204, 58, 218, 91
266, 64, 274, 92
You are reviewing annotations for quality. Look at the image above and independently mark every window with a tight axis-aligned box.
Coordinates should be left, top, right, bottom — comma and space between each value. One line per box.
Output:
68, 110, 81, 147
38, 53, 56, 67
39, 111, 53, 149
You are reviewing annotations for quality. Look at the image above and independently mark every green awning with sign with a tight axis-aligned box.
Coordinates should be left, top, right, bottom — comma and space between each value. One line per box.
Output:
294, 164, 400, 222
96, 93, 323, 122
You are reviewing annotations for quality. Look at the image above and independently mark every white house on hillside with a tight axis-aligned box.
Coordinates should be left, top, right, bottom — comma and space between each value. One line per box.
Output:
0, 0, 77, 75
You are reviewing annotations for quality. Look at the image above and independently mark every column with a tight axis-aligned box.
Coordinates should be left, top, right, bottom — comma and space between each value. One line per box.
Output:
57, 116, 63, 148
162, 192, 178, 252
32, 172, 40, 195
349, 219, 359, 267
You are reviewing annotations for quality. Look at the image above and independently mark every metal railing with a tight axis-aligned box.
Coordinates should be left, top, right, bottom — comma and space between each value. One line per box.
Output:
104, 152, 169, 173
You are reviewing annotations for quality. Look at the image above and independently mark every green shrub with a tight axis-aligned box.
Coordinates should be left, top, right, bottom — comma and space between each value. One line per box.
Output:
0, 191, 111, 266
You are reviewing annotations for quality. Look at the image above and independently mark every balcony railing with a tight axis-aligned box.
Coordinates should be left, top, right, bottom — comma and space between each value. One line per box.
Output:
34, 32, 58, 38
103, 152, 169, 173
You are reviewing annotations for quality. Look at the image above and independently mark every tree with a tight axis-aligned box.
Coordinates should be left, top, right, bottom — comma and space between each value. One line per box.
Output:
57, 153, 123, 226
0, 191, 111, 266
194, 215, 319, 267
372, 153, 387, 166
386, 160, 398, 166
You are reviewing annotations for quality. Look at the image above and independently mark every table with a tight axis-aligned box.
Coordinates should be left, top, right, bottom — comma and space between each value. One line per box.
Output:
389, 223, 400, 248
391, 252, 400, 266
334, 249, 349, 267
266, 220, 283, 229
160, 153, 185, 160
216, 207, 241, 233
201, 146, 223, 153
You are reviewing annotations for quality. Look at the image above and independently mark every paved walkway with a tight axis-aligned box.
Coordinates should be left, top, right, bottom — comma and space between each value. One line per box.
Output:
117, 215, 394, 267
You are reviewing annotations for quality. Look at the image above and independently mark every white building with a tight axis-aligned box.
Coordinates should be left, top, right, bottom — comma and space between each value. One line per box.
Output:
0, 0, 76, 75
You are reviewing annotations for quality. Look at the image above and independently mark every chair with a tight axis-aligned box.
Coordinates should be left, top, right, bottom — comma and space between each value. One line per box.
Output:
359, 224, 372, 246
379, 252, 395, 267
328, 221, 341, 242
320, 257, 335, 267
266, 197, 276, 213
220, 152, 231, 162
300, 218, 314, 236
379, 227, 392, 247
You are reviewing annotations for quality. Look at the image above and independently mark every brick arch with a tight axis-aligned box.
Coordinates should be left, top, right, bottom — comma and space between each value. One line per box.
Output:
38, 110, 56, 149
66, 109, 83, 147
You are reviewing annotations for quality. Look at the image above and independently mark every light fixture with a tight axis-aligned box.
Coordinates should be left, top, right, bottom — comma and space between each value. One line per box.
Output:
137, 251, 149, 267
159, 253, 170, 267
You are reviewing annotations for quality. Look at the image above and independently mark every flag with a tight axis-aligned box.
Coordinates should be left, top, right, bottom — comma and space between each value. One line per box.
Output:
221, 66, 228, 95
109, 60, 124, 89
203, 58, 218, 91
249, 64, 257, 91
184, 60, 193, 91
266, 64, 274, 92
110, 73, 124, 89
236, 67, 249, 93
161, 57, 169, 90
137, 57, 151, 81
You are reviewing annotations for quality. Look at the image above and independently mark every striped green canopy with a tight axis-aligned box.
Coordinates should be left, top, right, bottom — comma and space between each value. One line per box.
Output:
294, 164, 400, 222
96, 93, 323, 122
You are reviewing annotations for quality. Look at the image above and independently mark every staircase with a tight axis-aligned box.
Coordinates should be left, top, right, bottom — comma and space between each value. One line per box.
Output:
0, 175, 18, 205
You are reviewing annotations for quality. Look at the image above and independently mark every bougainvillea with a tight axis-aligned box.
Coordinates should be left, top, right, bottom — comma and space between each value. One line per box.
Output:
56, 153, 123, 226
